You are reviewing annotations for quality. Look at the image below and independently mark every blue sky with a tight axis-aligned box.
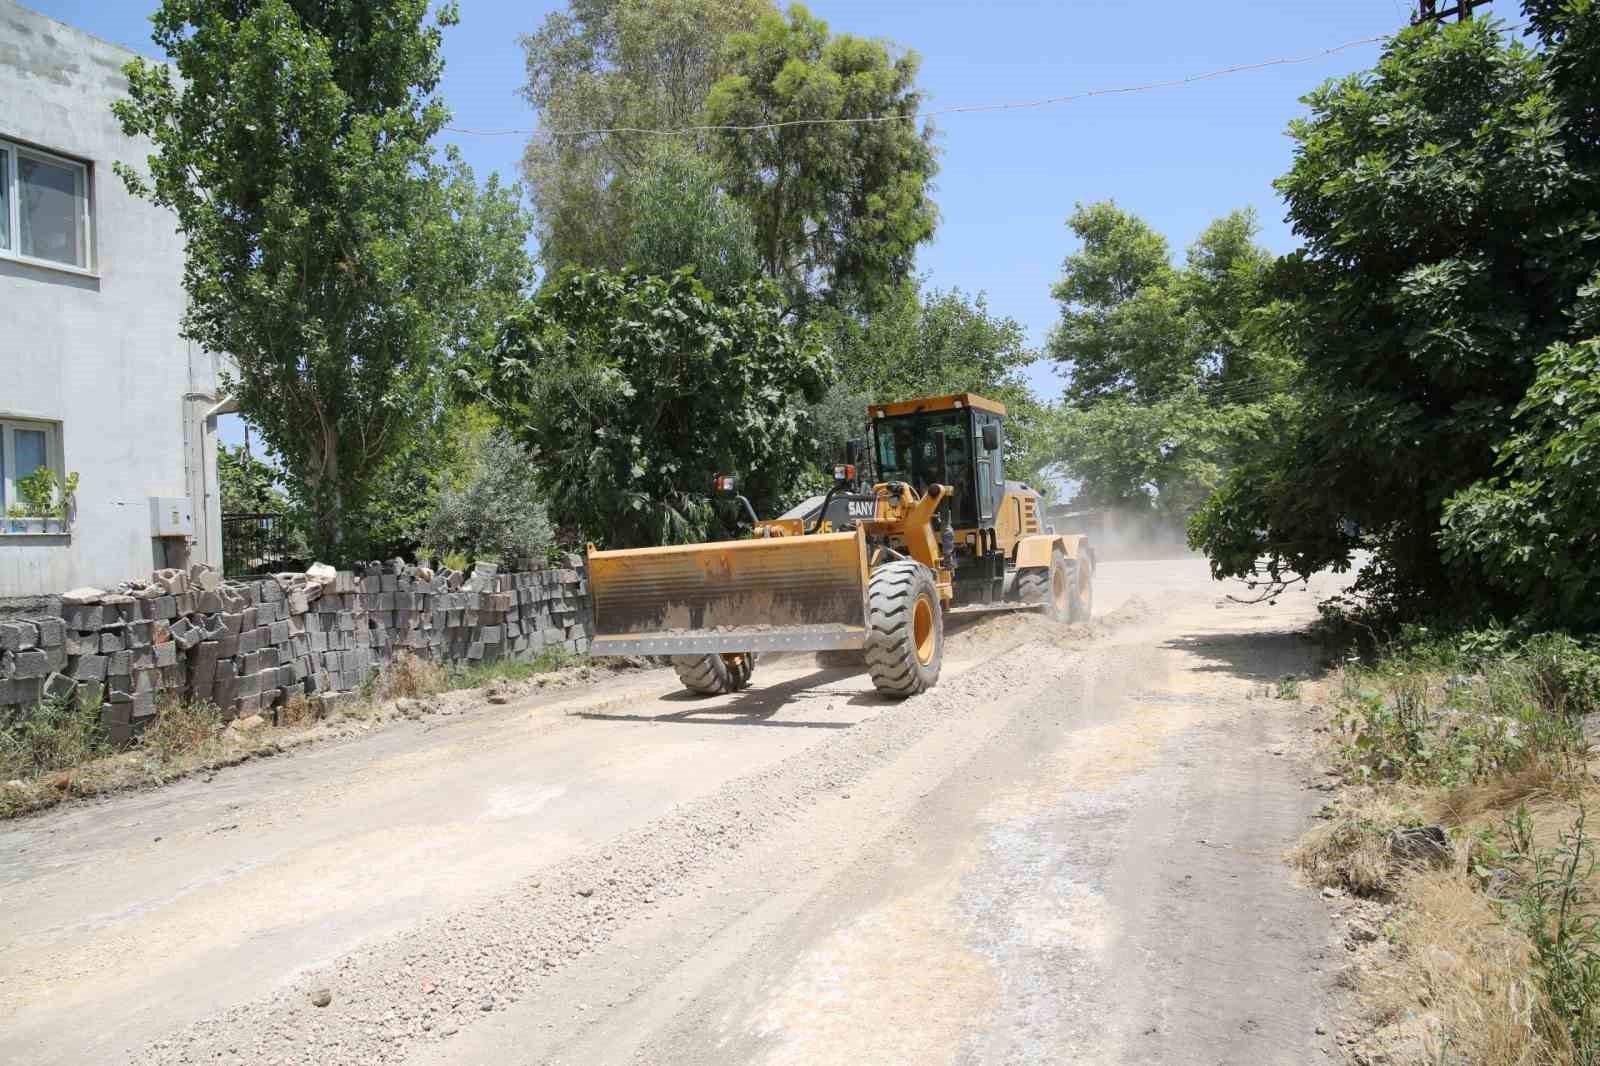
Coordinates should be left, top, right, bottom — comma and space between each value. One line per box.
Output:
26, 0, 1421, 429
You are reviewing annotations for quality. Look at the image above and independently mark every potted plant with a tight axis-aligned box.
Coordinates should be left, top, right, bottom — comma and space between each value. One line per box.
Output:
11, 468, 78, 534
5, 504, 38, 534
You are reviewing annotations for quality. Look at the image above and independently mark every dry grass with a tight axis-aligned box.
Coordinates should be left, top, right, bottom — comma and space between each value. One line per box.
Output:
277, 693, 317, 729
381, 652, 446, 700
1310, 631, 1600, 1066
138, 697, 226, 770
1363, 868, 1544, 1065
1292, 786, 1420, 896
1428, 764, 1571, 828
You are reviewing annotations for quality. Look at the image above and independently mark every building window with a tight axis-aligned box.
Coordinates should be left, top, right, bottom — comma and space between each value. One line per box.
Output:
0, 140, 92, 271
1, 418, 64, 517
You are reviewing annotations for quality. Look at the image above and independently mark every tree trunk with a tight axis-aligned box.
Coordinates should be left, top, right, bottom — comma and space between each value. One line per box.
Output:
308, 426, 341, 561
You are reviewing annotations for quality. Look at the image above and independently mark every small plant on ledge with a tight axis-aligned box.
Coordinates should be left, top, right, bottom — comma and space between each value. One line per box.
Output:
7, 468, 78, 534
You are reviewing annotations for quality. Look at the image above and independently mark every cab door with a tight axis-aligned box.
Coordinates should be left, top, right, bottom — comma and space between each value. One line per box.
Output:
974, 411, 1006, 529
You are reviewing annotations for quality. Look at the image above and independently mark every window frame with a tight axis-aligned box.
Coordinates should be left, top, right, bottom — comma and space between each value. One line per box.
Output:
0, 138, 94, 275
0, 417, 66, 522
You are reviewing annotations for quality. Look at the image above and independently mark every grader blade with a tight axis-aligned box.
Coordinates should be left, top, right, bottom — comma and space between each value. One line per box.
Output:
586, 531, 870, 656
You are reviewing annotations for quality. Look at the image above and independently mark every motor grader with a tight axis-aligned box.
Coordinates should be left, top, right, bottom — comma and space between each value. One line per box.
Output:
584, 393, 1094, 699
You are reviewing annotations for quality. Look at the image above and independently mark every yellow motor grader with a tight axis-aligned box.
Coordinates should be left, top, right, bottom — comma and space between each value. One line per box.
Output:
584, 393, 1094, 699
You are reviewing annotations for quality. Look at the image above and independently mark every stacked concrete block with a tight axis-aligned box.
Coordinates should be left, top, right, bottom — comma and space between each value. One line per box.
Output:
0, 554, 594, 737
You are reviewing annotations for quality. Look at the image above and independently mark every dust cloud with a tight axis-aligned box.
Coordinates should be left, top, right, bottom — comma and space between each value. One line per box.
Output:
1047, 507, 1199, 563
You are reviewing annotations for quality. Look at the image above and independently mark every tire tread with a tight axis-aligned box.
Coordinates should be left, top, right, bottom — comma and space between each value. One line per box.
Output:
864, 560, 942, 699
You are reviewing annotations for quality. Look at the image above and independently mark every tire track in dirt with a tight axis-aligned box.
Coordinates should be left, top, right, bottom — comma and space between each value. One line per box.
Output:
131, 612, 1140, 1066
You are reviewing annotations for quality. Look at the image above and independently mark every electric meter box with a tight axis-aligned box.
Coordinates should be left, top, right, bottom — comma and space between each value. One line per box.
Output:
149, 497, 194, 538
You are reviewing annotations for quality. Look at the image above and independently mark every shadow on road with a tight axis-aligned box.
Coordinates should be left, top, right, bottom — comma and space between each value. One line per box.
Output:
572, 667, 880, 729
1163, 628, 1335, 685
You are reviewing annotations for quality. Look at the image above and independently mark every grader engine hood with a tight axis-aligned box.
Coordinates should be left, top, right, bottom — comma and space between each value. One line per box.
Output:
586, 530, 871, 656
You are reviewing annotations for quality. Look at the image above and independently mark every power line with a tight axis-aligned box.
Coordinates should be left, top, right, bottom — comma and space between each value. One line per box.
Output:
444, 29, 1397, 138
456, 17, 1535, 140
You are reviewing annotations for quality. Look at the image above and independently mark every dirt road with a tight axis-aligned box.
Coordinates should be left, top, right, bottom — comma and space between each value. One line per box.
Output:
0, 558, 1346, 1065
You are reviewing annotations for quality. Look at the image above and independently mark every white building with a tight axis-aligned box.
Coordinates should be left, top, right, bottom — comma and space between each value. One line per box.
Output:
0, 1, 225, 600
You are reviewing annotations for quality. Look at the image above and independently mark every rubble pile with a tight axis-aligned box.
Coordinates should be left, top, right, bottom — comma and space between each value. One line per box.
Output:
0, 556, 592, 740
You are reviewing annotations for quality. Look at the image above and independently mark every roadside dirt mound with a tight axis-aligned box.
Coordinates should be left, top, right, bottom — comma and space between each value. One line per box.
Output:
1100, 593, 1156, 629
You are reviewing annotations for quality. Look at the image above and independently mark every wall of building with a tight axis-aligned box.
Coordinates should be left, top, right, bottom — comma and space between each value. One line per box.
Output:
0, 1, 224, 595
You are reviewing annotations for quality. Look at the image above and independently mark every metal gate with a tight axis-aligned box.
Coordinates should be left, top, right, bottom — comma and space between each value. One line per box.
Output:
221, 512, 288, 577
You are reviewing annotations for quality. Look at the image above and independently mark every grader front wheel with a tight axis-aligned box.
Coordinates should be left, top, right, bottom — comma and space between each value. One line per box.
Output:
671, 653, 755, 696
865, 560, 943, 699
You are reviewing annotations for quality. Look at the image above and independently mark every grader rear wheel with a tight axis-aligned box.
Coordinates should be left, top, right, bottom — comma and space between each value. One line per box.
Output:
671, 653, 755, 696
864, 560, 943, 699
1068, 553, 1094, 623
1014, 567, 1051, 612
1017, 550, 1089, 624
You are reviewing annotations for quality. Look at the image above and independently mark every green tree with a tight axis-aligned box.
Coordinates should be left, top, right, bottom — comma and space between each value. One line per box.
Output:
469, 269, 832, 548
114, 0, 534, 559
424, 429, 555, 564
1442, 337, 1600, 628
519, 0, 773, 275
1044, 203, 1285, 518
218, 444, 286, 514
1049, 202, 1190, 405
615, 143, 762, 291
812, 282, 1046, 481
707, 4, 940, 312
1189, 8, 1600, 617
1048, 202, 1276, 406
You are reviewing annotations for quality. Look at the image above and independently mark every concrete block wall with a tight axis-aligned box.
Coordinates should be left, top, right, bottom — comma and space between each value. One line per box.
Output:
0, 558, 592, 742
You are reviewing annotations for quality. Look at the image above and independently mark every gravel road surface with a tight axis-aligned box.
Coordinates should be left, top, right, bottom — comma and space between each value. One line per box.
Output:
0, 557, 1346, 1065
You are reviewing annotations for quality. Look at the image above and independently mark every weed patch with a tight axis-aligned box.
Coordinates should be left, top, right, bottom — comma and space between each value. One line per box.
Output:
1332, 636, 1591, 789
443, 647, 578, 691
2, 647, 601, 820
138, 698, 225, 775
1308, 628, 1600, 1064
1493, 808, 1600, 1062
0, 693, 107, 780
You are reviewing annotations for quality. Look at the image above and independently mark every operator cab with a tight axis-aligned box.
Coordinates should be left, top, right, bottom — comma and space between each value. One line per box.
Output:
868, 393, 1006, 532
867, 393, 1013, 605
783, 393, 1009, 539
771, 392, 1033, 607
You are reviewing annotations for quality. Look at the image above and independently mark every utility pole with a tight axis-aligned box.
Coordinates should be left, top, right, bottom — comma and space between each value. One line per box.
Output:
1414, 0, 1492, 23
